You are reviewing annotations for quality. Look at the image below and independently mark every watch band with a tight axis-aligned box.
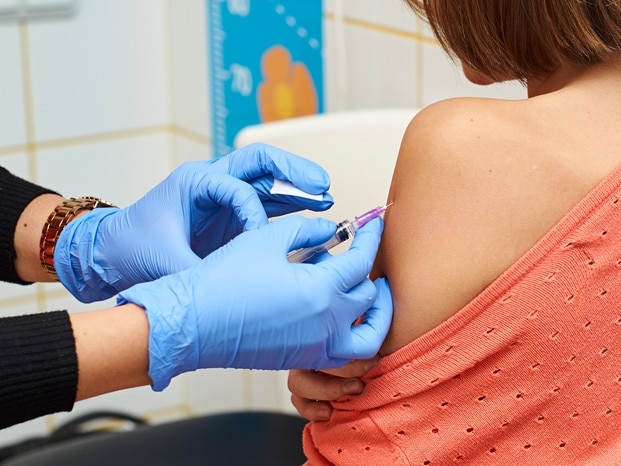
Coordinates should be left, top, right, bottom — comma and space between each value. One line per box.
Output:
39, 196, 117, 280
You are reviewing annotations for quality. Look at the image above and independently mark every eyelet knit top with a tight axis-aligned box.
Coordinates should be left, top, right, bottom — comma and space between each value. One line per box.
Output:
303, 165, 621, 465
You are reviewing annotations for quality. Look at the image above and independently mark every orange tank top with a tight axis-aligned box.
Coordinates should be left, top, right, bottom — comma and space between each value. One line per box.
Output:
304, 165, 621, 465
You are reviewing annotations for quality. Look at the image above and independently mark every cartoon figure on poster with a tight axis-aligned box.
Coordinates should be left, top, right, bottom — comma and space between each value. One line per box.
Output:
257, 44, 318, 122
208, 0, 323, 156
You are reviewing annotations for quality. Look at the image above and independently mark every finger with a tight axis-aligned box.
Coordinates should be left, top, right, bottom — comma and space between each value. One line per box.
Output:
333, 278, 393, 360
290, 394, 333, 422
287, 369, 365, 402
319, 217, 383, 290
199, 174, 269, 231
229, 143, 331, 195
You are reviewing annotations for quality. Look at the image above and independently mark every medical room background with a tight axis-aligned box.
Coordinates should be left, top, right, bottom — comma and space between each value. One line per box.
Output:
0, 0, 524, 447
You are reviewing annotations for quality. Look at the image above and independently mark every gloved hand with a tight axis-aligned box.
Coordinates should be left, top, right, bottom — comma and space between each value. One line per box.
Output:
117, 215, 392, 391
55, 143, 334, 303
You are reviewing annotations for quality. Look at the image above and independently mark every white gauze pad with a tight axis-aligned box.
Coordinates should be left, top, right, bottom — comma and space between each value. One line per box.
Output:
270, 179, 324, 201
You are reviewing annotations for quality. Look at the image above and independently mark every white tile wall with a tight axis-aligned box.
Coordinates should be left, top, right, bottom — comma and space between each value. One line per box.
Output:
0, 24, 27, 148
36, 133, 173, 206
326, 24, 419, 110
339, 0, 417, 33
420, 42, 525, 105
27, 0, 170, 142
0, 152, 29, 177
172, 134, 210, 166
0, 282, 45, 315
0, 0, 529, 450
169, 0, 209, 140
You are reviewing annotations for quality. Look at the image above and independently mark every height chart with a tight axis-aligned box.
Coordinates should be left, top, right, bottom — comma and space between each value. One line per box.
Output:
207, 0, 323, 156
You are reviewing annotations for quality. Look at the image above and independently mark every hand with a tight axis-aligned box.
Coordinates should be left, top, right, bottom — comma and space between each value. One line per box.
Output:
288, 277, 392, 421
288, 358, 379, 422
55, 143, 333, 302
117, 216, 392, 391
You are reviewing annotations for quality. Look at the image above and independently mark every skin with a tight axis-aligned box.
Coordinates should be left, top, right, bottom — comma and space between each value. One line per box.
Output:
289, 54, 621, 420
288, 359, 379, 421
14, 194, 152, 400
14, 193, 64, 283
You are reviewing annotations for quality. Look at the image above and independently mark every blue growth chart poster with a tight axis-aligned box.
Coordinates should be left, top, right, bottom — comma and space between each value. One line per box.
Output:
207, 0, 324, 157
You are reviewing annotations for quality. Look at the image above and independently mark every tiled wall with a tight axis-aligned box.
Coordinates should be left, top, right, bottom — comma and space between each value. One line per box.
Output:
0, 0, 525, 446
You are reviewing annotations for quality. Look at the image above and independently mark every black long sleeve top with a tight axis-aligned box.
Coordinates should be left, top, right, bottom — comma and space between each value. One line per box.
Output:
0, 167, 78, 429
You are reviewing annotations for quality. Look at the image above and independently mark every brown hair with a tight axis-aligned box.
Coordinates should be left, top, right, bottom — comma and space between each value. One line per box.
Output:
403, 0, 621, 81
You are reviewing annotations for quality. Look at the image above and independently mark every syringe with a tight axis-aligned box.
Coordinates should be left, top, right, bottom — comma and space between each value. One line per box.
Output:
287, 204, 391, 263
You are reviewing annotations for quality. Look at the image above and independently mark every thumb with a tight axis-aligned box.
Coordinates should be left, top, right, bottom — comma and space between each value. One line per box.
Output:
229, 143, 331, 195
344, 277, 393, 359
317, 217, 383, 289
268, 215, 337, 254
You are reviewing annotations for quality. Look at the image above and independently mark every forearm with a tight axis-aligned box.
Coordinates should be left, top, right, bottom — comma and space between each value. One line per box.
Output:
14, 193, 64, 283
70, 303, 151, 401
0, 167, 59, 284
0, 305, 151, 429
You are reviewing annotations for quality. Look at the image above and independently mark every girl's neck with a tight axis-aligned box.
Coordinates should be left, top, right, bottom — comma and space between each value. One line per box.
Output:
527, 54, 621, 98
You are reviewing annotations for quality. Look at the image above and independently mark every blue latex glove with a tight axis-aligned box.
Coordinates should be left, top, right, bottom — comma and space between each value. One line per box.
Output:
55, 143, 333, 303
117, 215, 392, 391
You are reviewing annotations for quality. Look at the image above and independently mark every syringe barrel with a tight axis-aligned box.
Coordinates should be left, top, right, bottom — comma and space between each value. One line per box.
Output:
287, 220, 354, 263
286, 204, 388, 263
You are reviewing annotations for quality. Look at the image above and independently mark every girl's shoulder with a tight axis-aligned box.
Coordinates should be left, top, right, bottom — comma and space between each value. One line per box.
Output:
377, 95, 602, 353
404, 96, 530, 159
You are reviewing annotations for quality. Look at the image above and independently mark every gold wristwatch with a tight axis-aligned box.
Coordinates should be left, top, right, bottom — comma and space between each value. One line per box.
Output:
39, 196, 117, 280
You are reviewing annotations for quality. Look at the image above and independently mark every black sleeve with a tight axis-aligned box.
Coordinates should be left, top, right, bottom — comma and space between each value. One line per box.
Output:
0, 310, 78, 429
0, 167, 59, 284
